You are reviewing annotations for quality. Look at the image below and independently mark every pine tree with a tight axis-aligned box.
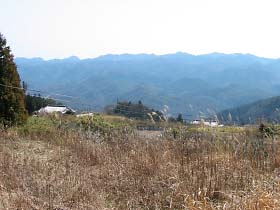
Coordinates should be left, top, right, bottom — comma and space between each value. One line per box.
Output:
176, 113, 184, 123
0, 33, 27, 125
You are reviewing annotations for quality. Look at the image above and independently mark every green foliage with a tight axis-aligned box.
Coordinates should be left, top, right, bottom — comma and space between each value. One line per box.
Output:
98, 114, 131, 128
113, 101, 164, 122
257, 123, 280, 138
0, 33, 27, 125
18, 116, 58, 135
114, 101, 150, 120
176, 113, 184, 123
76, 115, 114, 133
18, 114, 131, 138
25, 94, 61, 115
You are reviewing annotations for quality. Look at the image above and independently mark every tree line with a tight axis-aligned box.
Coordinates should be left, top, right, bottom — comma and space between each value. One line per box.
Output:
106, 100, 165, 122
0, 33, 61, 125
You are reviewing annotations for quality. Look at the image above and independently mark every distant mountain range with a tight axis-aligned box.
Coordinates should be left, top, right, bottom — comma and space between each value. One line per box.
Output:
15, 52, 280, 119
218, 96, 280, 125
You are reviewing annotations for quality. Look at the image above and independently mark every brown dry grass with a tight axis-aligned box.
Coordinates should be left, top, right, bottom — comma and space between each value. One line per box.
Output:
0, 120, 280, 209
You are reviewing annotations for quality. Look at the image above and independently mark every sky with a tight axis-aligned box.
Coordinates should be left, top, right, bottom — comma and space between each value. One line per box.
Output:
1, 0, 280, 59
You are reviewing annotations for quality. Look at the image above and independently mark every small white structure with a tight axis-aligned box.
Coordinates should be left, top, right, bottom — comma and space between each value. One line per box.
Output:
191, 119, 220, 127
76, 113, 94, 117
208, 120, 219, 127
38, 105, 75, 115
191, 120, 202, 125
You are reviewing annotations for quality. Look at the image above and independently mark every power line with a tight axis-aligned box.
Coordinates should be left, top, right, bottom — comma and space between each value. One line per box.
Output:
0, 83, 197, 119
17, 82, 181, 116
0, 82, 99, 111
0, 83, 79, 99
41, 97, 72, 103
1, 85, 165, 115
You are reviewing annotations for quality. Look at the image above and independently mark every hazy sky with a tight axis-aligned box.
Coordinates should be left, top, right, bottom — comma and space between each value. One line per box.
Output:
1, 0, 280, 59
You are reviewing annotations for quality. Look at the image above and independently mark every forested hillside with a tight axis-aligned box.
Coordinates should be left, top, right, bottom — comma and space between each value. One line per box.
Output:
218, 96, 280, 124
16, 53, 280, 118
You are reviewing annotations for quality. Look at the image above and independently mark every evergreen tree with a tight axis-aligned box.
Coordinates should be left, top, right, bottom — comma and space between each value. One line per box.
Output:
25, 94, 60, 115
176, 113, 184, 123
113, 100, 164, 121
0, 33, 27, 125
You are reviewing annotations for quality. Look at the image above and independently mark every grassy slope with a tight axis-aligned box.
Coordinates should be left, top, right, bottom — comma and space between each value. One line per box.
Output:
1, 116, 280, 209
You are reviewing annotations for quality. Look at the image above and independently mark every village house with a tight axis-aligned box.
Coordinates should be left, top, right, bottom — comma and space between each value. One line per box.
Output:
37, 105, 76, 115
191, 119, 222, 127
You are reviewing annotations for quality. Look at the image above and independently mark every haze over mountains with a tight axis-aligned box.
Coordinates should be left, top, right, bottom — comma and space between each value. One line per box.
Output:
15, 52, 280, 119
218, 96, 280, 125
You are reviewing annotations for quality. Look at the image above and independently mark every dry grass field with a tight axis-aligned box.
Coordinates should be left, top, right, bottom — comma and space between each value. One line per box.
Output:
0, 116, 280, 209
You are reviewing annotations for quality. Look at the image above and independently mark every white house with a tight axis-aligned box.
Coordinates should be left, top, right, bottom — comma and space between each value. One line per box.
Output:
191, 119, 221, 127
38, 105, 76, 115
191, 119, 202, 125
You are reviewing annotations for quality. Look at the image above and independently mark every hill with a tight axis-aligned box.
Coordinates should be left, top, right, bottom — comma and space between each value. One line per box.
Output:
110, 101, 165, 122
15, 52, 280, 118
218, 96, 280, 124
